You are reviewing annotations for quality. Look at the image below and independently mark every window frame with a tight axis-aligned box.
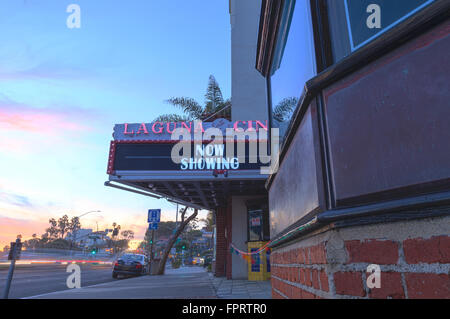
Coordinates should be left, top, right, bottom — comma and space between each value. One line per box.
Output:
311, 0, 441, 70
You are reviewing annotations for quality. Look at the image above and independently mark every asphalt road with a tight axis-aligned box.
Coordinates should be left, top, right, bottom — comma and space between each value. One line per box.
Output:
0, 263, 119, 299
29, 266, 219, 299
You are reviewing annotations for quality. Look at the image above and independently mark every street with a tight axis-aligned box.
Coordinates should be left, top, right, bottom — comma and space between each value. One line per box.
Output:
27, 266, 218, 299
0, 263, 116, 299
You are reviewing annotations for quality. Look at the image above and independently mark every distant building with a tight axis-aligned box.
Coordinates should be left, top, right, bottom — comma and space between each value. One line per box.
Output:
66, 229, 110, 247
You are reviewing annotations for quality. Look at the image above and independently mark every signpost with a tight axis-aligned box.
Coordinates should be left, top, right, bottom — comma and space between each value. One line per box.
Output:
148, 209, 161, 223
147, 209, 161, 275
149, 222, 159, 230
3, 238, 22, 299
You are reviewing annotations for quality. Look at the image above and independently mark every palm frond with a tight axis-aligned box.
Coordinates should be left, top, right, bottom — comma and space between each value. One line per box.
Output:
155, 75, 231, 122
204, 75, 224, 113
165, 97, 204, 119
154, 114, 191, 122
273, 97, 299, 122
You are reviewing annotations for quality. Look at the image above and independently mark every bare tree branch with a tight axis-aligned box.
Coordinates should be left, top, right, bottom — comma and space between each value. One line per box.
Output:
156, 207, 198, 275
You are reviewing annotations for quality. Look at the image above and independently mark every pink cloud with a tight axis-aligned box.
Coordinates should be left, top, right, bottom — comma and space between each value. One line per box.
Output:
0, 98, 96, 135
0, 216, 49, 249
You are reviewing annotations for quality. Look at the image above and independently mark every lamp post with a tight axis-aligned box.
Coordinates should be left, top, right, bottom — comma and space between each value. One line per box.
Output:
71, 210, 101, 254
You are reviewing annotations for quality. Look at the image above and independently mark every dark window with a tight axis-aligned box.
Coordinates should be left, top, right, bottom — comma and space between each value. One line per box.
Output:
247, 201, 270, 242
269, 0, 316, 142
326, 0, 437, 62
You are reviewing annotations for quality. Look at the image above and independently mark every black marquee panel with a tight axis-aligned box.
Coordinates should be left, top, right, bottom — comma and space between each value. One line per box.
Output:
112, 142, 267, 172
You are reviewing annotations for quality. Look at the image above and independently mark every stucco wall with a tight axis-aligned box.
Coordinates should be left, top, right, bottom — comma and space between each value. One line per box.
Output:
230, 0, 268, 122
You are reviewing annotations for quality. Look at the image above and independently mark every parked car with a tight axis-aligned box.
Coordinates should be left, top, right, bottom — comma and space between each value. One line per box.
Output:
192, 257, 204, 266
112, 253, 148, 278
203, 254, 213, 268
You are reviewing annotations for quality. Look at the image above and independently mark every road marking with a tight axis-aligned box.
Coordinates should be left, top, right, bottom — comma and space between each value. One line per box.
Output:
22, 279, 121, 299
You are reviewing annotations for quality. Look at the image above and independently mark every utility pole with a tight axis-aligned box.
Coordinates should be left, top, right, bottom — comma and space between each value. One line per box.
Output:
2, 238, 22, 299
148, 230, 155, 274
175, 203, 179, 227
70, 210, 101, 256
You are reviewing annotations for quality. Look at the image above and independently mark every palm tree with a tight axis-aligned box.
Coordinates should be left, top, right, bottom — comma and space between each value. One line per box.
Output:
272, 97, 299, 122
154, 75, 231, 122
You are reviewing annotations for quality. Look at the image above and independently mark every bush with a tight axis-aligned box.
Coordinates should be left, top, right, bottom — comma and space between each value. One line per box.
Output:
172, 259, 182, 269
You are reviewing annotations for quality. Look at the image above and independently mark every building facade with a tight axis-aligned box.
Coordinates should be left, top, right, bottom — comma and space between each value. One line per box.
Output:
256, 0, 450, 298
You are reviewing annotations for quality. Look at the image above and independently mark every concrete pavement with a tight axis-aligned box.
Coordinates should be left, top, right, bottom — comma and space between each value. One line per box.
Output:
210, 275, 271, 299
0, 263, 114, 299
26, 266, 272, 299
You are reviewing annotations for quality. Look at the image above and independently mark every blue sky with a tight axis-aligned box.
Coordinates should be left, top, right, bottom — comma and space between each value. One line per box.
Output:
0, 0, 231, 246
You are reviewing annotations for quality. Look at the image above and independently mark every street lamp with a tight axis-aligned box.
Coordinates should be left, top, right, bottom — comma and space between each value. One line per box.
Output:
71, 210, 101, 254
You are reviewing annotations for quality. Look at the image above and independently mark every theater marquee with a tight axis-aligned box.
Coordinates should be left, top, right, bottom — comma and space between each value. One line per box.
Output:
105, 119, 270, 209
107, 119, 270, 179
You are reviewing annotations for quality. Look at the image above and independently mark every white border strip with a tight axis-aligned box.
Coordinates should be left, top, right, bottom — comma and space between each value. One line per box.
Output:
344, 0, 435, 51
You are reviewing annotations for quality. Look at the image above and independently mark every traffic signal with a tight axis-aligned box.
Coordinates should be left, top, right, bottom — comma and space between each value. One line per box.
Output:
91, 247, 98, 255
182, 245, 186, 250
8, 242, 22, 260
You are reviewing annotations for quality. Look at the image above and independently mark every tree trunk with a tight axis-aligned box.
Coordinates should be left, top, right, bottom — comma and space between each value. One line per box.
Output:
157, 207, 198, 275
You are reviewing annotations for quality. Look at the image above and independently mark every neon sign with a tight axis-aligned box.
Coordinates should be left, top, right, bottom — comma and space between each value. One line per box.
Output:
120, 120, 268, 137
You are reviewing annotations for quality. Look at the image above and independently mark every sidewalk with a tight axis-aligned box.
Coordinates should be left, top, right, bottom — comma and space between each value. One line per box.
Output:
210, 274, 272, 299
26, 266, 271, 299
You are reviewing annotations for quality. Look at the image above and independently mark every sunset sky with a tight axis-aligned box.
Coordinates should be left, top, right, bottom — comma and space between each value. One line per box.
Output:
0, 0, 230, 248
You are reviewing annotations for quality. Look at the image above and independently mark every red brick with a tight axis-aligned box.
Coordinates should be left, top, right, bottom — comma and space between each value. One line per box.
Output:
312, 269, 320, 289
271, 277, 280, 290
304, 247, 311, 264
297, 248, 305, 264
368, 272, 405, 299
334, 271, 366, 297
320, 270, 329, 292
310, 244, 327, 264
292, 250, 297, 263
272, 289, 285, 299
305, 268, 312, 287
294, 267, 300, 282
405, 273, 450, 299
345, 239, 399, 264
301, 289, 316, 299
291, 286, 303, 299
403, 236, 450, 264
284, 282, 293, 299
299, 268, 306, 285
293, 267, 298, 282
271, 253, 277, 264
440, 236, 450, 263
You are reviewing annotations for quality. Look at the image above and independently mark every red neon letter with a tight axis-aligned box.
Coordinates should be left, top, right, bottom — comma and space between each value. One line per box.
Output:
233, 121, 245, 132
194, 121, 205, 133
152, 122, 164, 134
167, 122, 177, 134
247, 120, 256, 131
136, 123, 149, 135
181, 122, 192, 133
255, 120, 268, 131
124, 123, 134, 135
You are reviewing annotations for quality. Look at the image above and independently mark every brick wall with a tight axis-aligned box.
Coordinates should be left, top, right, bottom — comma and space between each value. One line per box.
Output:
215, 206, 227, 277
270, 217, 450, 299
214, 198, 233, 278
226, 197, 233, 279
